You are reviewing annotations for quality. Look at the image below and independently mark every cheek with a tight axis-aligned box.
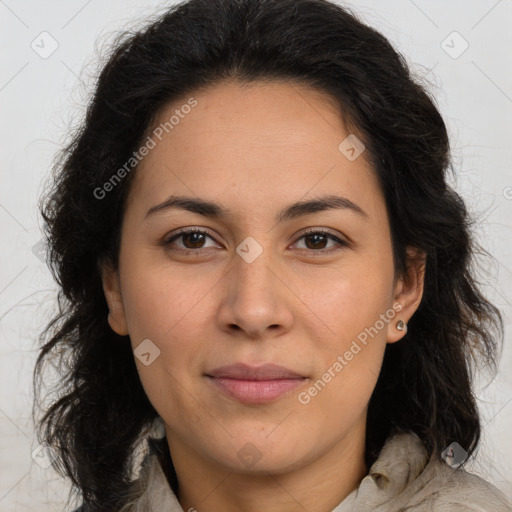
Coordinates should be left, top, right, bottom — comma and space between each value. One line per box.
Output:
121, 267, 207, 414
297, 260, 392, 412
303, 262, 394, 342
304, 300, 387, 421
120, 260, 218, 399
121, 257, 211, 341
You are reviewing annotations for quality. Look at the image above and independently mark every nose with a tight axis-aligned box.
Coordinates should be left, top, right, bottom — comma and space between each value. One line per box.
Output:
216, 245, 294, 340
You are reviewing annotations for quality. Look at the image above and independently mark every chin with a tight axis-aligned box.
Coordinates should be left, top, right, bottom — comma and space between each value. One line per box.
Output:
205, 434, 315, 475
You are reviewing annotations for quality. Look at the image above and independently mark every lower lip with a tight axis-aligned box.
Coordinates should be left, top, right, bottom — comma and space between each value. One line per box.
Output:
206, 376, 306, 404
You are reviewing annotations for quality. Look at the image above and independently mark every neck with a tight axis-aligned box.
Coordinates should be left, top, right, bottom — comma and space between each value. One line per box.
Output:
166, 421, 368, 512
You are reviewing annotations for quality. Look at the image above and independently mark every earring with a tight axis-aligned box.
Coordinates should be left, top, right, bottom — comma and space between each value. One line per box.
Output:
148, 415, 166, 439
396, 320, 407, 332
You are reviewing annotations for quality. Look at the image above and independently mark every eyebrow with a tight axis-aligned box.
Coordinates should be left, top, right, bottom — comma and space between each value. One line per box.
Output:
145, 194, 369, 223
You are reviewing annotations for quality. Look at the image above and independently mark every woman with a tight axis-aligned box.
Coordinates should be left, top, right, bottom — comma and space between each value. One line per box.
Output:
33, 0, 512, 510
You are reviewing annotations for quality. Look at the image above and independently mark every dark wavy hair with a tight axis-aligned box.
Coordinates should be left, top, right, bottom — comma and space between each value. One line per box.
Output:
33, 0, 504, 510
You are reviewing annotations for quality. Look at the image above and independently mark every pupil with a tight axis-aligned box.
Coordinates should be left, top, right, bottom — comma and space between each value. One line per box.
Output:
185, 232, 204, 248
306, 234, 326, 249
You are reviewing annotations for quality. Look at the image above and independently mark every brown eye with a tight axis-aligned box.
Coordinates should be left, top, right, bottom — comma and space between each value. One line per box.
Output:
179, 231, 208, 249
303, 232, 329, 250
293, 229, 348, 254
162, 228, 219, 252
161, 228, 348, 255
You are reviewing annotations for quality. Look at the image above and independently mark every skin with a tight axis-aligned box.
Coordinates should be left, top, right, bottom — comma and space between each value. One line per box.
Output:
101, 79, 426, 512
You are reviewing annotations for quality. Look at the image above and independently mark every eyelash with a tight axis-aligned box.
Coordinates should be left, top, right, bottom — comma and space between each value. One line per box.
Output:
160, 227, 349, 255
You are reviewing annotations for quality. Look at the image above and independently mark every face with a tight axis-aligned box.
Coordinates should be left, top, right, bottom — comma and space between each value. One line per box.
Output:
102, 79, 425, 476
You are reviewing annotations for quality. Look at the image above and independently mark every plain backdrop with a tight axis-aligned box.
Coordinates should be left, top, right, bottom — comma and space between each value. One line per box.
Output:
1, 0, 511, 510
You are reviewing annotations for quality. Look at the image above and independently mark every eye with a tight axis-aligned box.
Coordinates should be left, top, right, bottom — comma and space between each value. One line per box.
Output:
161, 228, 219, 252
160, 227, 349, 254
291, 228, 349, 254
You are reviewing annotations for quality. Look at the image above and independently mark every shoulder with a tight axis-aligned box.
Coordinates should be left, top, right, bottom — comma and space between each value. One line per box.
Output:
420, 461, 512, 511
366, 432, 512, 511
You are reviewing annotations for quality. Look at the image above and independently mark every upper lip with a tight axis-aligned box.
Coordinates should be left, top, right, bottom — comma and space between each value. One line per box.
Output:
206, 363, 305, 380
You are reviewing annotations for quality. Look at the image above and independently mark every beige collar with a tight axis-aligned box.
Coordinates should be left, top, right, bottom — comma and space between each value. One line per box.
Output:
120, 431, 512, 512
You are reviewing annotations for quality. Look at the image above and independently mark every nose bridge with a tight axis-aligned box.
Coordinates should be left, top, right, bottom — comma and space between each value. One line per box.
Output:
231, 238, 279, 306
218, 236, 293, 336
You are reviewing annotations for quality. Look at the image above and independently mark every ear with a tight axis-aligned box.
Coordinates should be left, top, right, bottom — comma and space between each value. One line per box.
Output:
100, 259, 129, 336
387, 246, 426, 344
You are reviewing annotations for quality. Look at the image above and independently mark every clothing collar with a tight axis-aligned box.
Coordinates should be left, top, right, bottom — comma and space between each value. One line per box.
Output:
120, 431, 512, 512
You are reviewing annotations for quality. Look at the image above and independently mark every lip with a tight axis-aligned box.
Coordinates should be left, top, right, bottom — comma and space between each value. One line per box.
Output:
207, 363, 304, 380
205, 363, 307, 404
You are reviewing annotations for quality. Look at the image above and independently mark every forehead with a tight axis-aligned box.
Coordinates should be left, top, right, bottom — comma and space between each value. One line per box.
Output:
126, 79, 384, 223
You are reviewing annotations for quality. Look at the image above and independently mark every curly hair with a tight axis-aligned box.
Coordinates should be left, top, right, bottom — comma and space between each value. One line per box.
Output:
33, 0, 504, 510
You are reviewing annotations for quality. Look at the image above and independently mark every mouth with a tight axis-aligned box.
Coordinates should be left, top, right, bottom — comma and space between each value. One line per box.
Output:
205, 363, 308, 404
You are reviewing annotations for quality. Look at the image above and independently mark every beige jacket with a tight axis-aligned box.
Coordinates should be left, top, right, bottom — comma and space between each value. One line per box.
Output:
117, 432, 512, 512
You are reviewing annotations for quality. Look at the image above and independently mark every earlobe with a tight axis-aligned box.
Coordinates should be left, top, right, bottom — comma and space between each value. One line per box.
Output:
100, 260, 129, 336
387, 246, 426, 344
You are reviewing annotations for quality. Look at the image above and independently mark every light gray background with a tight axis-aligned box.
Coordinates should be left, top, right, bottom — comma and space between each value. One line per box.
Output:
1, 0, 511, 510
